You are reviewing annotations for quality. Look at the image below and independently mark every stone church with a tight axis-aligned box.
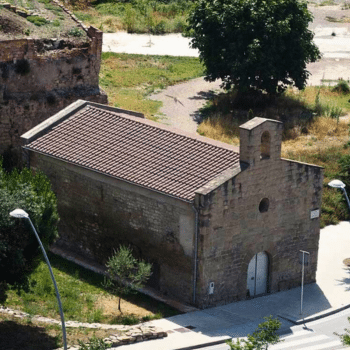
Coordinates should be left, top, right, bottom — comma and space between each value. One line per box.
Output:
21, 100, 323, 308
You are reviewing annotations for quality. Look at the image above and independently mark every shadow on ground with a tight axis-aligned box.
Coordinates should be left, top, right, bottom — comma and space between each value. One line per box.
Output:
189, 90, 221, 124
338, 266, 350, 292
0, 320, 59, 350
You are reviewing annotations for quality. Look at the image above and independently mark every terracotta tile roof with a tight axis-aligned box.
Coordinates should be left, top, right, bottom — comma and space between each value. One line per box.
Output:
25, 104, 240, 201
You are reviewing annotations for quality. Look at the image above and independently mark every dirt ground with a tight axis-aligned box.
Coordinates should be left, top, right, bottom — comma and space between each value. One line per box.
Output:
96, 295, 156, 318
0, 4, 87, 41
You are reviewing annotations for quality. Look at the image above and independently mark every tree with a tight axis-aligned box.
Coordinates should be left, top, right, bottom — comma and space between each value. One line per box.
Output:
105, 246, 152, 313
187, 0, 321, 95
227, 316, 281, 349
0, 161, 59, 300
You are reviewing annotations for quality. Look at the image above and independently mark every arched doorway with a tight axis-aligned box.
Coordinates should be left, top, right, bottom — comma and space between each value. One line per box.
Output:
247, 252, 268, 297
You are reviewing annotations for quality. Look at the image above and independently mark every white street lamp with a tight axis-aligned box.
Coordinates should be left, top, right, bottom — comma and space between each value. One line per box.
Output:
300, 250, 310, 316
9, 209, 67, 350
328, 179, 350, 211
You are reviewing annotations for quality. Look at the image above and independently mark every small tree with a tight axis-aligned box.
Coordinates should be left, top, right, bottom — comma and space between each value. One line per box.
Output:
187, 0, 321, 95
105, 246, 152, 313
227, 316, 281, 350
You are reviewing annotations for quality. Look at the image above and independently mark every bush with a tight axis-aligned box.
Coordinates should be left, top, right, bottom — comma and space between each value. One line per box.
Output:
27, 16, 48, 26
78, 337, 111, 350
187, 0, 321, 95
0, 161, 59, 299
332, 80, 350, 94
68, 27, 85, 37
338, 154, 350, 188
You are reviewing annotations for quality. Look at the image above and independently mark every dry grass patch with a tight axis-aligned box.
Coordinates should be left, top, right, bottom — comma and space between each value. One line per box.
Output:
196, 86, 350, 227
197, 114, 240, 146
282, 117, 349, 156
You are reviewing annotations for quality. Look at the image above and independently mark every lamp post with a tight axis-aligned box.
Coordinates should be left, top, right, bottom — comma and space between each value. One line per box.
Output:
328, 179, 350, 211
9, 209, 67, 350
300, 250, 310, 316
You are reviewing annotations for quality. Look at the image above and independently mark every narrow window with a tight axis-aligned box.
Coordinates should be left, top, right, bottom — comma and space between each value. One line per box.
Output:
260, 131, 270, 160
259, 198, 269, 213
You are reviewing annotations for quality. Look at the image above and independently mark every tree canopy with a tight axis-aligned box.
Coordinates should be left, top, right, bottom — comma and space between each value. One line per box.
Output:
0, 162, 59, 294
187, 0, 321, 94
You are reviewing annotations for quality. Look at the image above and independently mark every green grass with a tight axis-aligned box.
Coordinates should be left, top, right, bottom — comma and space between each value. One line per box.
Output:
72, 0, 192, 34
4, 252, 178, 324
100, 53, 204, 117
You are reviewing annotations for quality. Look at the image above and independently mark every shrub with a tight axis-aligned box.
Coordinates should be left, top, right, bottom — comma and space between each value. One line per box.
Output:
78, 337, 111, 350
52, 19, 61, 27
123, 4, 137, 33
332, 80, 350, 94
0, 160, 59, 300
338, 154, 350, 189
68, 27, 85, 37
27, 15, 48, 26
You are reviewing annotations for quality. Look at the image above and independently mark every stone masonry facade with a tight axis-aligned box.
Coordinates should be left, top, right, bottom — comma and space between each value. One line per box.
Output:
22, 108, 323, 309
194, 118, 323, 307
0, 26, 107, 159
28, 153, 196, 304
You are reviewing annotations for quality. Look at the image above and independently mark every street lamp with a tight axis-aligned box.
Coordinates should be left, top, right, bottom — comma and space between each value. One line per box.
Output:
299, 250, 310, 316
9, 209, 67, 350
328, 179, 350, 211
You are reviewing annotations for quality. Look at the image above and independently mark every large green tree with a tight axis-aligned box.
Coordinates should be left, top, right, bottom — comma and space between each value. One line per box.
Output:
187, 0, 321, 95
0, 162, 59, 299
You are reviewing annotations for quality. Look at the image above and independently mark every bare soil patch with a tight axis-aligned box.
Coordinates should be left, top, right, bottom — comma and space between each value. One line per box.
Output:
0, 3, 88, 42
96, 295, 154, 319
0, 7, 27, 37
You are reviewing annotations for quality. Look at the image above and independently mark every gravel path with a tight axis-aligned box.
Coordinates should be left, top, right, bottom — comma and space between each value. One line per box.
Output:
149, 78, 223, 134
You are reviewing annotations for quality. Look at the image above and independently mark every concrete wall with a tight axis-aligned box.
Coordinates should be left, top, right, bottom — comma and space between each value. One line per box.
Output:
195, 119, 323, 308
28, 152, 195, 304
0, 27, 107, 156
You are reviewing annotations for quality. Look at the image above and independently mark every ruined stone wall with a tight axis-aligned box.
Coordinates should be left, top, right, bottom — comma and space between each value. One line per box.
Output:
28, 152, 195, 304
0, 26, 107, 156
195, 119, 323, 308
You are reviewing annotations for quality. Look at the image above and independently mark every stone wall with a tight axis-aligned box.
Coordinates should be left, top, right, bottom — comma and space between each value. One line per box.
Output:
0, 27, 107, 157
28, 152, 196, 304
195, 119, 323, 308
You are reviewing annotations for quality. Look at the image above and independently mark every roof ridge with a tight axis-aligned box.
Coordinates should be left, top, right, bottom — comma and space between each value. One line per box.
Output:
87, 104, 239, 154
24, 102, 240, 201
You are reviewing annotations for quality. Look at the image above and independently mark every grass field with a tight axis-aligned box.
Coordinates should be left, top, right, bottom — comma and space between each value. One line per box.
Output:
4, 252, 178, 325
73, 0, 192, 34
100, 52, 204, 118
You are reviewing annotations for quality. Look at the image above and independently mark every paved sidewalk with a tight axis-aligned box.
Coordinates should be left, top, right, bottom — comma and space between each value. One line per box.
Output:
114, 222, 350, 350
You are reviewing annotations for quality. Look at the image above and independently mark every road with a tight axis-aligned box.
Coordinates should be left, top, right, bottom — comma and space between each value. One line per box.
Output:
202, 310, 350, 350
